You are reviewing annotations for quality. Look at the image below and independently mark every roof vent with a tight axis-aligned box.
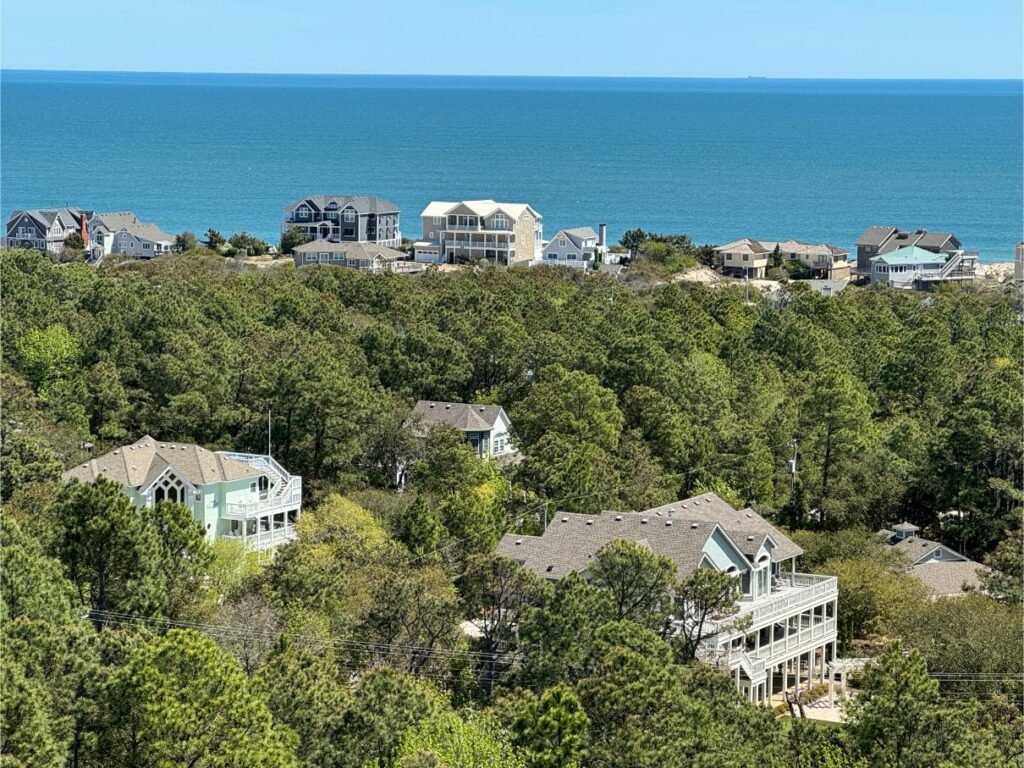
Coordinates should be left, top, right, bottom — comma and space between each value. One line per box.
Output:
690, 523, 699, 529
705, 496, 712, 502
665, 520, 673, 526
561, 517, 568, 523
112, 450, 119, 455
586, 519, 594, 526
745, 512, 752, 518
545, 565, 554, 572
682, 503, 688, 509
515, 539, 522, 545
747, 535, 755, 541
694, 500, 700, 506
445, 404, 451, 409
614, 515, 623, 521
429, 403, 436, 408
640, 518, 648, 524
478, 407, 485, 411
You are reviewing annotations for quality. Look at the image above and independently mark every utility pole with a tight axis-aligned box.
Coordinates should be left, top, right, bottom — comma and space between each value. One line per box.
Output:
788, 439, 798, 495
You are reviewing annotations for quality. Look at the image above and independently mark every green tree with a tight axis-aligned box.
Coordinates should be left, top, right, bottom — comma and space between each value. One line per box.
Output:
102, 629, 297, 767
203, 228, 225, 249
396, 711, 524, 768
980, 522, 1023, 601
174, 231, 198, 251
281, 226, 312, 255
507, 684, 589, 768
590, 540, 675, 629
672, 567, 741, 662
63, 230, 85, 251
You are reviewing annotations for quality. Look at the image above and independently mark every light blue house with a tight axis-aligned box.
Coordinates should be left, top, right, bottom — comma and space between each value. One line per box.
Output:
62, 435, 302, 550
869, 245, 976, 289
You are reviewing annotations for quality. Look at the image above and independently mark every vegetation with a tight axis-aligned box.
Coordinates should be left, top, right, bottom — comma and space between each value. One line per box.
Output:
1, 248, 1021, 767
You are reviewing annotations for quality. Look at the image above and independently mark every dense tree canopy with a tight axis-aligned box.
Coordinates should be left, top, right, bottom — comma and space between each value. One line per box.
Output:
1, 249, 1020, 767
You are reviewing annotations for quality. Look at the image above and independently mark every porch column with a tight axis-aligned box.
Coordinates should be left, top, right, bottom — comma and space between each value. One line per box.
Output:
819, 645, 826, 684
782, 657, 789, 695
766, 664, 774, 705
829, 663, 836, 707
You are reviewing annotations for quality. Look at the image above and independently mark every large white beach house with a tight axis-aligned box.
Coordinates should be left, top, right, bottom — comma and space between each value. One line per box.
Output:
63, 436, 302, 551
413, 200, 542, 266
497, 493, 839, 703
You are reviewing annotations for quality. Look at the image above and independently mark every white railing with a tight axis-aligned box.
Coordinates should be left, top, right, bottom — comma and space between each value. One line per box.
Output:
728, 573, 837, 627
444, 240, 511, 250
751, 617, 837, 662
225, 478, 302, 518
222, 525, 297, 551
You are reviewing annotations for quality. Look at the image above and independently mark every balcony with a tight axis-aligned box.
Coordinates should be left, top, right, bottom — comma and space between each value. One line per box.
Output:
221, 524, 297, 551
444, 239, 511, 251
729, 572, 837, 627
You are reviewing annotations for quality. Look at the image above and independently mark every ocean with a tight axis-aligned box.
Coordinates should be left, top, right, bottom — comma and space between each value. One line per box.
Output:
1, 71, 1021, 261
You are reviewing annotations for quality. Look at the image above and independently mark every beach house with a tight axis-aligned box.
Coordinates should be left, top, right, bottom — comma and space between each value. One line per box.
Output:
497, 493, 839, 704
879, 522, 987, 597
413, 200, 543, 266
410, 400, 517, 460
89, 211, 175, 261
868, 246, 976, 289
714, 238, 849, 279
5, 208, 92, 255
62, 436, 302, 551
282, 195, 402, 248
291, 240, 407, 273
854, 227, 963, 278
540, 225, 606, 270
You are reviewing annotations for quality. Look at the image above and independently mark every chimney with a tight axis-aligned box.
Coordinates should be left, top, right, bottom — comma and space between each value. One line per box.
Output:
80, 214, 89, 246
598, 223, 607, 248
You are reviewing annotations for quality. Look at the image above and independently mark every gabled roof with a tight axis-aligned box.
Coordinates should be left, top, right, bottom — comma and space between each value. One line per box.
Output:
715, 238, 848, 260
7, 208, 88, 232
411, 400, 506, 432
893, 521, 919, 533
495, 493, 802, 581
891, 536, 966, 565
62, 435, 260, 488
293, 239, 404, 261
856, 226, 898, 247
94, 212, 173, 243
551, 227, 599, 249
420, 200, 541, 221
285, 195, 399, 215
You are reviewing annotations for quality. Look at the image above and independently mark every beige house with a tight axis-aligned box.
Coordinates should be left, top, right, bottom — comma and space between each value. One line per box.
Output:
292, 240, 407, 273
715, 238, 850, 279
413, 200, 542, 266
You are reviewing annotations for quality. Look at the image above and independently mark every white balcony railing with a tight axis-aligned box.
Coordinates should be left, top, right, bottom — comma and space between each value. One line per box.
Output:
730, 573, 837, 627
751, 617, 837, 662
444, 239, 511, 251
222, 524, 297, 551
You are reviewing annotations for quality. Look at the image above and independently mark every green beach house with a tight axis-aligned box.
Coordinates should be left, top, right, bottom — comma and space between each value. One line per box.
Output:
62, 435, 302, 550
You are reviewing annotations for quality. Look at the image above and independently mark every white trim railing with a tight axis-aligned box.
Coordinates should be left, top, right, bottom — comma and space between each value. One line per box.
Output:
751, 617, 837, 662
222, 524, 297, 550
730, 573, 838, 626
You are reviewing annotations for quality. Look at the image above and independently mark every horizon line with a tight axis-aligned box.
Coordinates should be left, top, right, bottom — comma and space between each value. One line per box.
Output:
2, 67, 1021, 82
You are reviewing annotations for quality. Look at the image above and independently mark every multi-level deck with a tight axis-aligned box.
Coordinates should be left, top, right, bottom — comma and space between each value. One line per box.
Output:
215, 452, 302, 549
699, 572, 839, 704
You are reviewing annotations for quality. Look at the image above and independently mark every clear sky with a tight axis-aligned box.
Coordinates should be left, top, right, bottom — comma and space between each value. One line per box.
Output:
2, 0, 1022, 78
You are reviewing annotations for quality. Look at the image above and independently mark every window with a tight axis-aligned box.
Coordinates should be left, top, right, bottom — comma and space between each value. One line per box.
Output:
559, 238, 566, 247
297, 207, 309, 220
743, 254, 749, 261
304, 253, 315, 263
567, 253, 577, 260
143, 243, 151, 249
433, 216, 444, 225
343, 228, 354, 237
546, 252, 557, 260
343, 209, 356, 222
493, 214, 507, 229
332, 253, 343, 262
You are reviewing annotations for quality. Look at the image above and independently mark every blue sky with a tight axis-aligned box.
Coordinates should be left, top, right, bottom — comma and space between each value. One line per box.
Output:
2, 0, 1021, 78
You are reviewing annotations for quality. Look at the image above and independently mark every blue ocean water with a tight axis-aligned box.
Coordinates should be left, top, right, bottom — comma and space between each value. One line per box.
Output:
2, 71, 1021, 260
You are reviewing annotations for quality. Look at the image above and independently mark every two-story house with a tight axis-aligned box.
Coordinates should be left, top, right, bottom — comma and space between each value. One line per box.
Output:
715, 238, 850, 279
62, 435, 302, 551
540, 226, 603, 271
497, 493, 839, 705
410, 401, 517, 459
282, 195, 401, 248
292, 240, 407, 273
880, 521, 987, 597
413, 200, 542, 266
869, 245, 976, 289
5, 208, 92, 255
90, 211, 175, 262
855, 227, 962, 279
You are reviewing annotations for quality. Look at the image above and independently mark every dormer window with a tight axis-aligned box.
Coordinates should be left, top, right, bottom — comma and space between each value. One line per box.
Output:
493, 214, 507, 229
297, 207, 310, 220
343, 209, 356, 223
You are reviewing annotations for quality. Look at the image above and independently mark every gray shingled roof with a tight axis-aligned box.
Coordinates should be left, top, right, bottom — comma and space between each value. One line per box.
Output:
910, 560, 986, 596
890, 536, 964, 565
8, 208, 87, 232
553, 227, 599, 249
94, 211, 174, 243
893, 521, 920, 533
63, 435, 259, 488
496, 492, 802, 581
410, 401, 505, 432
284, 195, 399, 215
293, 239, 404, 261
856, 226, 898, 247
